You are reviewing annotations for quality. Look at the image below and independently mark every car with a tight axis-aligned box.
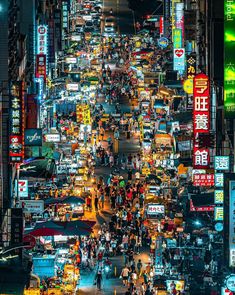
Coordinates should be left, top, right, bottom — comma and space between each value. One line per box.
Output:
105, 16, 116, 27
85, 20, 94, 28
104, 25, 115, 33
76, 24, 84, 33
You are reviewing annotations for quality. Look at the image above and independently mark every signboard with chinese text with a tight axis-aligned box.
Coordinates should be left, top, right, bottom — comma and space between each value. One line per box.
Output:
159, 16, 164, 35
147, 204, 165, 215
215, 173, 224, 187
175, 2, 184, 42
35, 54, 46, 81
224, 0, 235, 118
193, 174, 214, 186
193, 73, 210, 133
173, 29, 182, 49
37, 25, 48, 56
214, 156, 230, 170
214, 206, 223, 221
214, 190, 224, 204
193, 147, 210, 169
229, 181, 235, 267
173, 48, 185, 73
20, 200, 44, 214
187, 54, 196, 79
44, 134, 61, 143
9, 82, 24, 163
82, 105, 91, 125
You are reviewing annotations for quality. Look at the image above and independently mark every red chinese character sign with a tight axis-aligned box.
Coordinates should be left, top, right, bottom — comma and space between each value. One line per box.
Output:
193, 174, 214, 186
193, 73, 210, 133
193, 73, 210, 169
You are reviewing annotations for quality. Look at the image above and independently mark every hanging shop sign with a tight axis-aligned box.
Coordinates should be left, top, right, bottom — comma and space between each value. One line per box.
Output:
173, 48, 185, 73
193, 174, 214, 187
224, 0, 235, 118
175, 2, 184, 42
229, 181, 235, 267
159, 16, 164, 35
20, 200, 44, 214
66, 83, 79, 91
65, 57, 77, 64
214, 190, 224, 204
158, 37, 169, 48
147, 204, 165, 215
24, 129, 42, 146
226, 275, 235, 292
37, 25, 48, 56
173, 28, 182, 49
82, 105, 91, 125
172, 0, 181, 31
215, 173, 224, 187
44, 134, 61, 143
15, 180, 28, 198
193, 73, 210, 133
193, 148, 210, 169
214, 156, 230, 170
214, 206, 224, 221
9, 82, 24, 163
62, 1, 69, 29
187, 54, 196, 79
35, 54, 46, 81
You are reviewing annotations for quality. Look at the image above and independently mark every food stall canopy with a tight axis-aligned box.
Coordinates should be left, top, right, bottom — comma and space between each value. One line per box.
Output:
45, 198, 62, 205
24, 220, 94, 237
60, 196, 85, 204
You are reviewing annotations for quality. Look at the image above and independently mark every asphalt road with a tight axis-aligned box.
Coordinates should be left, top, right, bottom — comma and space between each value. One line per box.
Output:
103, 0, 135, 35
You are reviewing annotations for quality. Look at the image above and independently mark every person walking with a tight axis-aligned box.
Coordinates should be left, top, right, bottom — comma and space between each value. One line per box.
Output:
120, 265, 130, 286
137, 259, 143, 277
94, 194, 99, 212
95, 270, 103, 290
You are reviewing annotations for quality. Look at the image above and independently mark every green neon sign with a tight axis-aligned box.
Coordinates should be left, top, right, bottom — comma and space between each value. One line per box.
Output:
173, 29, 182, 49
224, 0, 235, 118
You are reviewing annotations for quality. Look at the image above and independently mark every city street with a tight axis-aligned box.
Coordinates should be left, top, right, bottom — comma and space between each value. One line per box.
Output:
0, 0, 229, 295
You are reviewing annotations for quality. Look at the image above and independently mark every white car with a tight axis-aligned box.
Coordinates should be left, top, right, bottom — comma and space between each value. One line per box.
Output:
104, 25, 115, 33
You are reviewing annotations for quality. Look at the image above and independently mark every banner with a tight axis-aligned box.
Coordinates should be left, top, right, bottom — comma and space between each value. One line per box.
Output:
229, 181, 235, 267
224, 0, 235, 118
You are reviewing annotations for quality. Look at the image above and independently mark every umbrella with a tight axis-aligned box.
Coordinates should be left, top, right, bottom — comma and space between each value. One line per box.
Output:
44, 198, 62, 205
24, 228, 63, 237
60, 196, 85, 204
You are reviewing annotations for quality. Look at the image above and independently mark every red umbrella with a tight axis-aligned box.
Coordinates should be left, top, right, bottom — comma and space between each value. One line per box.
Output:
26, 228, 63, 237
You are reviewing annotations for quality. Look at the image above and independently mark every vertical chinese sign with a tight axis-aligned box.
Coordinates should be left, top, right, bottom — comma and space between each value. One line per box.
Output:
224, 0, 235, 118
193, 73, 210, 169
9, 82, 25, 163
36, 25, 48, 79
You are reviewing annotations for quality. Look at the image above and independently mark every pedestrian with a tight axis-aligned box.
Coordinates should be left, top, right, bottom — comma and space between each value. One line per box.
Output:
128, 168, 132, 181
95, 270, 103, 290
99, 193, 105, 209
94, 194, 99, 211
100, 127, 105, 140
137, 259, 143, 277
120, 265, 130, 286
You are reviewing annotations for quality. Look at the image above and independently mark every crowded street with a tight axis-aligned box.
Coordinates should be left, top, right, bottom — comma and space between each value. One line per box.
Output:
0, 0, 231, 295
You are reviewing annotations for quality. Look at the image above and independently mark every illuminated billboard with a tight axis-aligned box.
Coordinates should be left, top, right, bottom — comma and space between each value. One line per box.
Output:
224, 0, 235, 118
